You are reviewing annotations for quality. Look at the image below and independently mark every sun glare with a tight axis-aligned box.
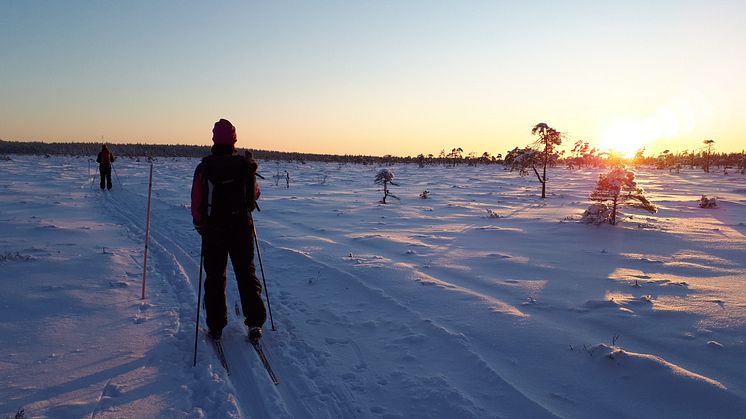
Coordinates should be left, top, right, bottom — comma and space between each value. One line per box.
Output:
598, 122, 651, 158
598, 109, 681, 158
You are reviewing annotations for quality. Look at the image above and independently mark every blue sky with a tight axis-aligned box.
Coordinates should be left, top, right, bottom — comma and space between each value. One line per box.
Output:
2, 1, 744, 156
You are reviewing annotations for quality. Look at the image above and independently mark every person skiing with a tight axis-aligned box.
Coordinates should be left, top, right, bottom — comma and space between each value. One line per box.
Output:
191, 118, 266, 343
96, 144, 115, 190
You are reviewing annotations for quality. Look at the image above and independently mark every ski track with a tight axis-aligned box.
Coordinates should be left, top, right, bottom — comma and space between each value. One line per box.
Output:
95, 179, 557, 418
76, 160, 746, 418
252, 219, 559, 417
96, 185, 349, 418
98, 187, 247, 416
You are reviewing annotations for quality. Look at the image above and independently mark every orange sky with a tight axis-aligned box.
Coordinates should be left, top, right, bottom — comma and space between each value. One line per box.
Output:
2, 1, 744, 157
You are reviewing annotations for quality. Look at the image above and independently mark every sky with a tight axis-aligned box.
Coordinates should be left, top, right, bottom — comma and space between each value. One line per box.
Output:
1, 1, 745, 157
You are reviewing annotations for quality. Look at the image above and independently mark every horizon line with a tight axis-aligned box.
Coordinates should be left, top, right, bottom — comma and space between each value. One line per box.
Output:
1, 138, 744, 160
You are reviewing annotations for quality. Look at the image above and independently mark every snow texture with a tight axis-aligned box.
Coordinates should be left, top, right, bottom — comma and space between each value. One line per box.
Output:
1, 156, 745, 418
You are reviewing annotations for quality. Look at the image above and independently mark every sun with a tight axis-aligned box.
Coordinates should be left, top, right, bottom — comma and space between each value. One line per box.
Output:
598, 110, 680, 158
598, 122, 651, 158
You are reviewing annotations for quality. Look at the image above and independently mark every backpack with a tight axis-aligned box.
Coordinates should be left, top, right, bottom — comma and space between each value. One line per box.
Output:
202, 155, 256, 226
99, 149, 111, 165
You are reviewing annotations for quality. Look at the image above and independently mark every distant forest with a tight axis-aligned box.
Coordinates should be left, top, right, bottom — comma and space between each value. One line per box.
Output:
0, 140, 506, 166
0, 140, 743, 173
0, 140, 410, 164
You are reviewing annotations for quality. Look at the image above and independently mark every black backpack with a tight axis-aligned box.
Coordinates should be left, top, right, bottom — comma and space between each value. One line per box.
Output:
202, 155, 256, 226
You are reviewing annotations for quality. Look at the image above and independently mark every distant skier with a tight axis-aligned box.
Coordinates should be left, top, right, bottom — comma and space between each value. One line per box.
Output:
96, 144, 115, 190
191, 118, 266, 343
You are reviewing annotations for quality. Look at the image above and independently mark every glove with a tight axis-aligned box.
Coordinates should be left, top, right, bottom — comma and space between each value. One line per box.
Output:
194, 223, 206, 235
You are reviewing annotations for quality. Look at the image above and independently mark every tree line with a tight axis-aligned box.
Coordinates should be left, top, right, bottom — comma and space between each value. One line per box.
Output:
0, 140, 396, 164
1, 137, 743, 174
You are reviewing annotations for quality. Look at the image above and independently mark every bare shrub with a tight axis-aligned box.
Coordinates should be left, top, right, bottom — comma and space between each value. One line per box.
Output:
699, 195, 717, 208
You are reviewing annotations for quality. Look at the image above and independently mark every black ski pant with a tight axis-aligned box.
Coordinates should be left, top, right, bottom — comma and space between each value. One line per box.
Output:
99, 165, 112, 190
203, 223, 266, 334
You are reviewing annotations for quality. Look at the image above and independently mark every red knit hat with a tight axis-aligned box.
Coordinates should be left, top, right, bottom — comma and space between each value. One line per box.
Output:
212, 118, 237, 145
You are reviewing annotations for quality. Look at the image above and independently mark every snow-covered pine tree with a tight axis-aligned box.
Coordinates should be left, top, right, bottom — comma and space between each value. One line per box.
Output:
374, 169, 400, 204
584, 167, 657, 225
504, 123, 563, 198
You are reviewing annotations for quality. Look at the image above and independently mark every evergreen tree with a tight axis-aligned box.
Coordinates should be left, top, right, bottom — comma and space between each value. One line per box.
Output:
504, 123, 562, 198
374, 169, 399, 204
703, 139, 715, 173
587, 167, 657, 225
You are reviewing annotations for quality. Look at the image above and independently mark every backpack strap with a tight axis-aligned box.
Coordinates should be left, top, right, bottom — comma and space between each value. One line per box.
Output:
202, 155, 252, 225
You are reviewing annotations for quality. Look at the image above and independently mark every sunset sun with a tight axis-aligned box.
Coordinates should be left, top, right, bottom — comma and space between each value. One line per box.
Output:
598, 128, 650, 158
598, 110, 681, 158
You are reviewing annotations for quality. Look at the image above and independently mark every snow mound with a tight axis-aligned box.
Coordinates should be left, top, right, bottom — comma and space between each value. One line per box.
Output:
580, 203, 612, 225
591, 344, 725, 390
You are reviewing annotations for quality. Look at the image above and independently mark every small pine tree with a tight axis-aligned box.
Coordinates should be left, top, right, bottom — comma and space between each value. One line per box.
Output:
504, 123, 562, 198
586, 167, 657, 225
374, 169, 399, 204
703, 139, 715, 173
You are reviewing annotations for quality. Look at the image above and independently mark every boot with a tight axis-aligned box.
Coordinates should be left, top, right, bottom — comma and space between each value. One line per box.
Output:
248, 326, 262, 344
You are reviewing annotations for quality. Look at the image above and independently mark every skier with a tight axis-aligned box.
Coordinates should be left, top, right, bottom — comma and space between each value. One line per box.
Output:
191, 118, 266, 343
96, 144, 115, 190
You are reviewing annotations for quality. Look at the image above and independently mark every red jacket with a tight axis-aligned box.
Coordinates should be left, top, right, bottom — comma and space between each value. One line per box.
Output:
96, 149, 115, 167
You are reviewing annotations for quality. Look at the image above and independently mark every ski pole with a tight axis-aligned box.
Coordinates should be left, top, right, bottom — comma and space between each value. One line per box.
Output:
193, 240, 204, 367
112, 164, 122, 188
252, 221, 276, 331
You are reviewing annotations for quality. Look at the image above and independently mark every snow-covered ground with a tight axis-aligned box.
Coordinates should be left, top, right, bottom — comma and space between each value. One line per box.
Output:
1, 155, 745, 419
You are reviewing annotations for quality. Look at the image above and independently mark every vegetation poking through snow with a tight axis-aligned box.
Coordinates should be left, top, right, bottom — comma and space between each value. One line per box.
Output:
273, 162, 282, 186
6, 408, 25, 419
0, 252, 34, 263
582, 167, 656, 225
580, 204, 613, 226
486, 209, 500, 218
374, 169, 400, 204
699, 196, 718, 208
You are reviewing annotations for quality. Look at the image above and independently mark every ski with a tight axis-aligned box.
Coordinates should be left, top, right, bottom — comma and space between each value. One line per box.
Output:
250, 339, 279, 385
211, 337, 231, 375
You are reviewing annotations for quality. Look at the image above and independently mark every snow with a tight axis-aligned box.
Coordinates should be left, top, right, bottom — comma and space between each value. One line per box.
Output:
1, 155, 745, 418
